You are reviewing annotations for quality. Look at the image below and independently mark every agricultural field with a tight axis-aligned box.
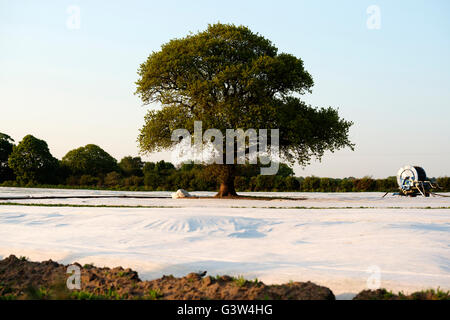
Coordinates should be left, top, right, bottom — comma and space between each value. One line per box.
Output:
1, 187, 449, 299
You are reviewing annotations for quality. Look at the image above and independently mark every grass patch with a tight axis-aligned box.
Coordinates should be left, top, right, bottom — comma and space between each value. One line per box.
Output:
25, 286, 52, 300
410, 288, 450, 300
146, 289, 163, 300
233, 275, 247, 287
70, 291, 106, 300
0, 294, 17, 300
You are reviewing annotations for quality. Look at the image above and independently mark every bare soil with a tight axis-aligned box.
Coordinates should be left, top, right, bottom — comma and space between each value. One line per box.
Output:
0, 255, 333, 300
1, 255, 447, 300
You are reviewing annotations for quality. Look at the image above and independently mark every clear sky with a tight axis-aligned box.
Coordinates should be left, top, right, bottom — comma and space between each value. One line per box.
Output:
1, 0, 449, 178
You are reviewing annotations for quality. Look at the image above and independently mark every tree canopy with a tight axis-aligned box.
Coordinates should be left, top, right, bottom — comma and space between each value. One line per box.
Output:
119, 156, 144, 177
62, 144, 118, 176
0, 133, 15, 182
8, 135, 58, 184
137, 23, 354, 196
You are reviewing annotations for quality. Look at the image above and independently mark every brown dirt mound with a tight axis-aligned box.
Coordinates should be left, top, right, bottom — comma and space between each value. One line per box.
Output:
353, 288, 450, 300
0, 255, 334, 300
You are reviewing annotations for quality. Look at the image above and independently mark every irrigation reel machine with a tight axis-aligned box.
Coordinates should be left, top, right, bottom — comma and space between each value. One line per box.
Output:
393, 165, 440, 197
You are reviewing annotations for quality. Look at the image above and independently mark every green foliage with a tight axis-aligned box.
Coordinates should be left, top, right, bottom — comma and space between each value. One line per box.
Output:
382, 290, 396, 299
0, 282, 13, 296
254, 175, 276, 191
410, 288, 450, 300
25, 286, 52, 300
147, 289, 163, 300
123, 175, 143, 188
436, 177, 450, 191
277, 163, 295, 177
155, 160, 175, 175
360, 287, 450, 300
143, 160, 177, 190
104, 171, 122, 187
234, 176, 249, 191
105, 288, 122, 299
277, 97, 354, 165
79, 174, 100, 186
70, 288, 129, 300
136, 23, 308, 151
70, 291, 106, 300
0, 133, 15, 182
354, 176, 377, 192
3, 156, 449, 193
233, 275, 247, 287
8, 135, 58, 184
119, 156, 144, 177
62, 144, 118, 176
135, 23, 353, 192
0, 294, 16, 300
2, 131, 447, 193
285, 176, 300, 190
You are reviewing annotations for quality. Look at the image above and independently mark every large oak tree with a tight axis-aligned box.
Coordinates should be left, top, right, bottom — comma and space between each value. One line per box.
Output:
136, 23, 354, 197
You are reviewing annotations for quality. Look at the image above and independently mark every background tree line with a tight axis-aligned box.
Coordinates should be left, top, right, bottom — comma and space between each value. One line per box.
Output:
1, 133, 449, 192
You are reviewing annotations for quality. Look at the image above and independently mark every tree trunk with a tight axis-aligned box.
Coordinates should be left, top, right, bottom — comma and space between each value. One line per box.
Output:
214, 165, 238, 197
217, 179, 237, 197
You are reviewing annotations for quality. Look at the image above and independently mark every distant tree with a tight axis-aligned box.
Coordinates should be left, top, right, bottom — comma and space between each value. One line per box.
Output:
136, 23, 354, 196
154, 160, 175, 176
301, 176, 321, 192
104, 171, 122, 187
66, 175, 80, 186
119, 156, 144, 177
436, 177, 450, 192
375, 177, 397, 192
254, 175, 275, 191
339, 178, 354, 192
276, 163, 295, 177
273, 176, 287, 191
62, 144, 118, 176
319, 177, 333, 192
143, 162, 158, 189
234, 176, 250, 191
8, 135, 58, 184
354, 176, 376, 192
285, 176, 300, 190
237, 164, 260, 178
79, 174, 100, 186
143, 162, 156, 174
123, 175, 143, 188
143, 170, 160, 189
0, 133, 15, 182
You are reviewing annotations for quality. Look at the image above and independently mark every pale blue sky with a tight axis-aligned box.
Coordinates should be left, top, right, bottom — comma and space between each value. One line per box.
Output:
1, 0, 449, 178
